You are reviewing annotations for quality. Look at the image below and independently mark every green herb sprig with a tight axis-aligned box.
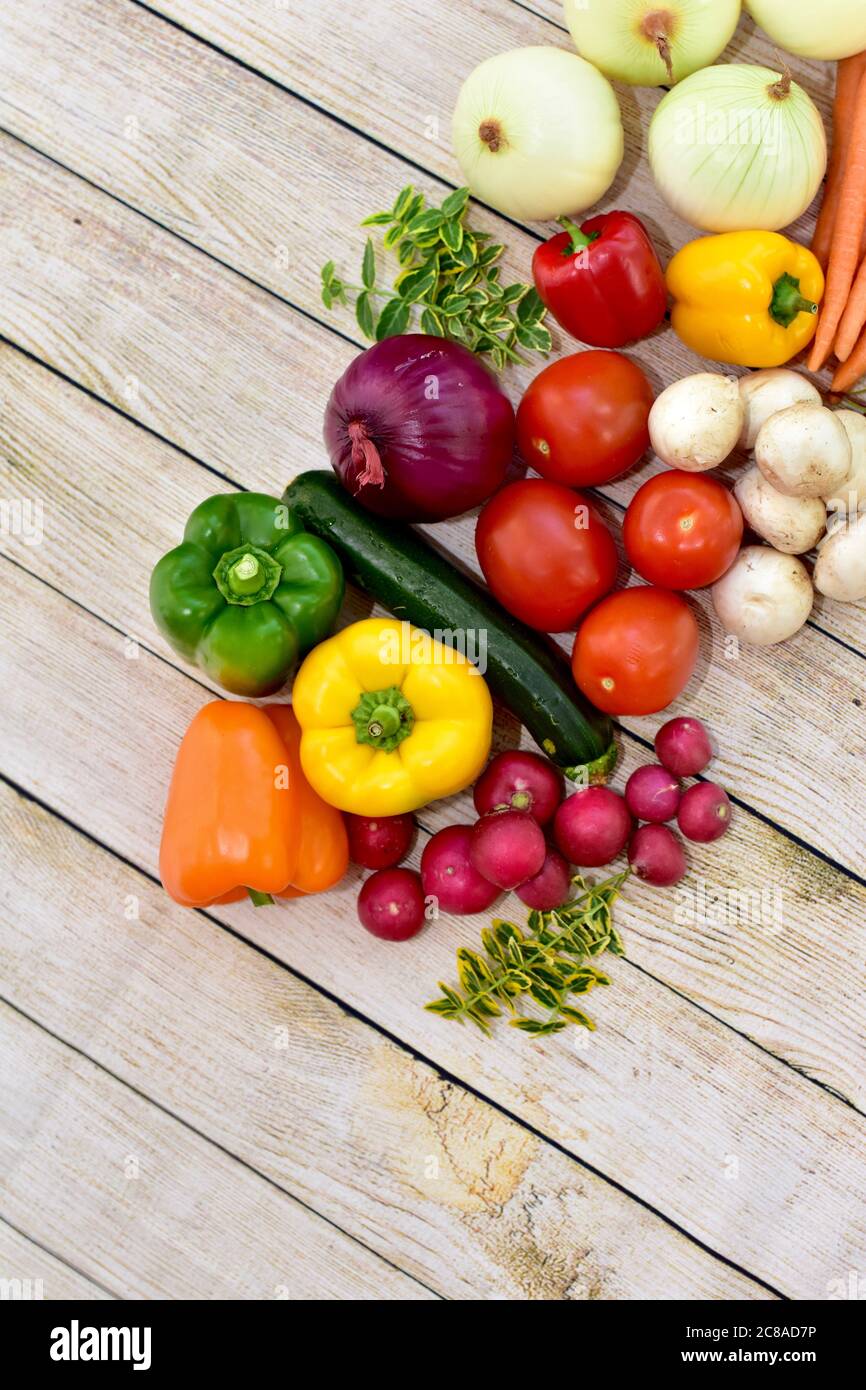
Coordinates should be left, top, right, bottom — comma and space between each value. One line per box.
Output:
320, 184, 551, 370
426, 872, 628, 1040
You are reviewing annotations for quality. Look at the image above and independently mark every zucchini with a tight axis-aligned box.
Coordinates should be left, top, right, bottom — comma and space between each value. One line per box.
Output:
283, 472, 616, 782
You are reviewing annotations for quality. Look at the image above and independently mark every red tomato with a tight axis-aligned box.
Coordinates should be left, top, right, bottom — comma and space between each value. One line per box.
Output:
572, 586, 699, 716
624, 471, 743, 590
516, 350, 654, 488
475, 479, 618, 631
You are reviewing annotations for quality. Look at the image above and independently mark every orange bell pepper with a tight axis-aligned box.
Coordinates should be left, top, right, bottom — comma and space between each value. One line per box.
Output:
160, 701, 348, 908
264, 705, 349, 897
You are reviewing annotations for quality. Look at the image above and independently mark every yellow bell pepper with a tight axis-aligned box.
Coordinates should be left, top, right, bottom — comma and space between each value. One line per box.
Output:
666, 231, 824, 369
292, 617, 493, 816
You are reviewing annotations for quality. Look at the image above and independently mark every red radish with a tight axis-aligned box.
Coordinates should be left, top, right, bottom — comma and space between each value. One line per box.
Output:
347, 812, 414, 870
470, 810, 546, 890
357, 868, 426, 941
473, 749, 563, 825
516, 846, 572, 911
625, 764, 681, 824
421, 825, 500, 915
629, 824, 687, 887
553, 786, 631, 868
654, 716, 713, 778
678, 782, 732, 843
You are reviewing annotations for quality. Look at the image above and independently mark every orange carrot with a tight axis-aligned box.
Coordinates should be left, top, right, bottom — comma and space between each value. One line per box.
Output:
809, 70, 866, 372
835, 247, 866, 359
812, 55, 866, 270
830, 321, 866, 393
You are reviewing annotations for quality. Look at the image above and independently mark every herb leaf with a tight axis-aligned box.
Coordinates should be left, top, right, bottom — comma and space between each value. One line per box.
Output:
319, 186, 550, 368
425, 872, 629, 1041
355, 290, 375, 339
375, 297, 411, 340
361, 238, 376, 290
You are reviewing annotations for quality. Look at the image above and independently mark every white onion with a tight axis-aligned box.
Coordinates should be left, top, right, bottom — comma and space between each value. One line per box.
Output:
451, 47, 623, 222
746, 0, 866, 61
563, 0, 741, 87
649, 65, 826, 232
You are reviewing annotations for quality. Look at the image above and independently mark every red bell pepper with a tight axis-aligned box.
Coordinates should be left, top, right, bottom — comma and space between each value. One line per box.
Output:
532, 211, 667, 349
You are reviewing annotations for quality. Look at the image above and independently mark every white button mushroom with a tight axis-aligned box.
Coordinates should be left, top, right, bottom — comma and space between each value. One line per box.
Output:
755, 403, 851, 498
824, 410, 866, 516
737, 369, 821, 451
711, 545, 813, 645
649, 373, 744, 471
814, 513, 866, 603
733, 467, 827, 554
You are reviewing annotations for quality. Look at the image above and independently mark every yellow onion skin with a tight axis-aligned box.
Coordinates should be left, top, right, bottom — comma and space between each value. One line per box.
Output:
564, 0, 742, 87
746, 0, 866, 60
649, 65, 826, 233
451, 46, 623, 222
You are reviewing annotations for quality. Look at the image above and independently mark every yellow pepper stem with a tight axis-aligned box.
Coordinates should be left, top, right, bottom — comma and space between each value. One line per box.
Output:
770, 272, 818, 330
352, 686, 415, 752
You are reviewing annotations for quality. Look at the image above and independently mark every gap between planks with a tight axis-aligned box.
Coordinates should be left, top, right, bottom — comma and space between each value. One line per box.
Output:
0, 1215, 116, 1301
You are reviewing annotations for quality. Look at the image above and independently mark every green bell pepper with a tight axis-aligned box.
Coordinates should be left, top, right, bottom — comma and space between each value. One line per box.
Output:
150, 492, 344, 696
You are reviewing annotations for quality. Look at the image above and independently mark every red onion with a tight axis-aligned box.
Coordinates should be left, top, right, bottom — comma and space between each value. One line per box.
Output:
323, 334, 514, 521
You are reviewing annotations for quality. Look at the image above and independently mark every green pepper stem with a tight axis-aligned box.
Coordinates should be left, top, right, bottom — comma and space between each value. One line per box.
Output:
247, 887, 275, 906
770, 272, 818, 329
213, 544, 282, 606
557, 216, 601, 257
228, 553, 262, 595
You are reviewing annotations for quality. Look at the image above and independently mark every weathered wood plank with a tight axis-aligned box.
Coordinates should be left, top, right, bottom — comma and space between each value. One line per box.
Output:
0, 0, 861, 1306
0, 779, 767, 1300
3, 343, 865, 1116
0, 1003, 437, 1300
0, 0, 860, 658
0, 1220, 113, 1301
0, 139, 862, 872
0, 552, 864, 1296
146, 0, 831, 251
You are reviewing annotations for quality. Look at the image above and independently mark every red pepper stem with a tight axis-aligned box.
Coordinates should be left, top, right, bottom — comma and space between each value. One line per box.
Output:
557, 216, 601, 257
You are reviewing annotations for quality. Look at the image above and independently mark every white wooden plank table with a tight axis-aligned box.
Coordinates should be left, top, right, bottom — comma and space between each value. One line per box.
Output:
0, 0, 864, 1300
